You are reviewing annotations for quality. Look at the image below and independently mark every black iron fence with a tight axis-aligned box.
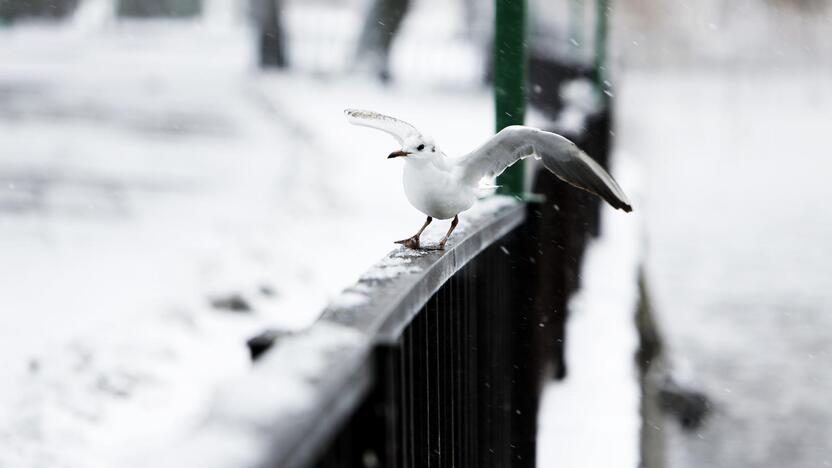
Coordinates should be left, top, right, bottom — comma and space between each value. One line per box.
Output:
315, 212, 539, 467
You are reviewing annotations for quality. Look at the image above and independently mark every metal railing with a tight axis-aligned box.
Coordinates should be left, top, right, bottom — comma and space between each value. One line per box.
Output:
314, 200, 536, 467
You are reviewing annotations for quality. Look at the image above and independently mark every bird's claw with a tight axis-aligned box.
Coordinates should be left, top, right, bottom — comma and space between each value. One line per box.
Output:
394, 236, 420, 250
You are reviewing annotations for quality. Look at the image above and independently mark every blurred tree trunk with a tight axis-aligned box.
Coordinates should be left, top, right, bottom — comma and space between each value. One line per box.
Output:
769, 0, 830, 11
117, 0, 201, 17
354, 0, 411, 82
254, 0, 287, 68
0, 0, 79, 23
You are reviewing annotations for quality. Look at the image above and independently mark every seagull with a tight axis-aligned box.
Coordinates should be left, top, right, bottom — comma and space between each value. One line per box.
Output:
345, 109, 632, 250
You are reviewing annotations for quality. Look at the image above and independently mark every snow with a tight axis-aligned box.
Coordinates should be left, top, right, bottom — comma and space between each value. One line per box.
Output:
552, 78, 604, 135
136, 321, 364, 468
618, 67, 832, 468
536, 152, 643, 467
609, 0, 832, 465
205, 322, 363, 431
326, 290, 370, 310
11, 0, 827, 466
0, 3, 496, 466
611, 0, 832, 69
359, 256, 422, 282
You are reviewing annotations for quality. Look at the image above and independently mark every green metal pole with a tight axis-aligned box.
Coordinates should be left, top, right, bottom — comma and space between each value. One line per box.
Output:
494, 0, 528, 197
593, 0, 609, 92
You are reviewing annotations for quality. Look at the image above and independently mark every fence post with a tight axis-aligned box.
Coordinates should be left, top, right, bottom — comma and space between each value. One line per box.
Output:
494, 0, 528, 197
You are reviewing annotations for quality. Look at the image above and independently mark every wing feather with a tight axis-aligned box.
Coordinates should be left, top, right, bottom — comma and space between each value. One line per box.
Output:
344, 109, 421, 145
457, 126, 632, 212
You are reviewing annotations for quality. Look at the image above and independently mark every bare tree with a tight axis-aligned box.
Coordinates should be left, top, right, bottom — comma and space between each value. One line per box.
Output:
768, 0, 830, 11
116, 0, 201, 17
353, 0, 411, 82
253, 0, 287, 68
1, 0, 80, 22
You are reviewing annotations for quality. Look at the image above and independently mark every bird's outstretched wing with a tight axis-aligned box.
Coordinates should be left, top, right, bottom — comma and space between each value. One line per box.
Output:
457, 125, 632, 212
344, 109, 421, 145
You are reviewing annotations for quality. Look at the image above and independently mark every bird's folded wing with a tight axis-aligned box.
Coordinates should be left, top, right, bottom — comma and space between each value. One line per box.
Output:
344, 109, 421, 145
456, 125, 632, 212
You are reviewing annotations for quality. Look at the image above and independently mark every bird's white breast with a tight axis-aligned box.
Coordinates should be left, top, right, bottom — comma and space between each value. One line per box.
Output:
402, 159, 477, 220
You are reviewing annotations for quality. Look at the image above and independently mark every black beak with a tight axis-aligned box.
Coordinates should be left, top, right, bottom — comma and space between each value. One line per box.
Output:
388, 150, 410, 159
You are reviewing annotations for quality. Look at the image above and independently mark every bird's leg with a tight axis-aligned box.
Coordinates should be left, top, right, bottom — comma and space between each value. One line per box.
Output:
425, 215, 459, 250
438, 215, 459, 249
395, 216, 432, 249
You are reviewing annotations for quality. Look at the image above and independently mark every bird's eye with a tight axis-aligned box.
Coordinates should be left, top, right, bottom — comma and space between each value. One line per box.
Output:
417, 144, 425, 151
431, 147, 435, 152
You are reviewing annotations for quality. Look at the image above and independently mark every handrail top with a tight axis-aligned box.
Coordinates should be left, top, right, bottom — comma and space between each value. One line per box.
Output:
320, 195, 525, 343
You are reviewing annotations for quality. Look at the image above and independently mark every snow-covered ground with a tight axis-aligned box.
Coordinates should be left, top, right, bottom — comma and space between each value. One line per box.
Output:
618, 67, 832, 468
0, 3, 494, 466
536, 153, 642, 467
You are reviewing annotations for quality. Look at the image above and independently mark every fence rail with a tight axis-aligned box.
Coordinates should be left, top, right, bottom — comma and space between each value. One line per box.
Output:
315, 198, 534, 467
312, 197, 529, 467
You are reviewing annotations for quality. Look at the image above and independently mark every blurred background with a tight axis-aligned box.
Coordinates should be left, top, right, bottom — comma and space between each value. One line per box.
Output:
0, 0, 830, 467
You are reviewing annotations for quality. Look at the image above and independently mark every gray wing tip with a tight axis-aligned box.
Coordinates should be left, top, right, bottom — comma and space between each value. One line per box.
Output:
606, 187, 633, 212
612, 188, 633, 212
344, 108, 378, 119
599, 191, 633, 212
344, 109, 379, 127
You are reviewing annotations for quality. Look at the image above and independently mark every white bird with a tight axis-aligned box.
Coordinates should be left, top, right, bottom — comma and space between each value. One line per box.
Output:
345, 109, 632, 250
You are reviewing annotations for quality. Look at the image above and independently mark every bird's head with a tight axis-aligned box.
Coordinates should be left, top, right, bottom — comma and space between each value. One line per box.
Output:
388, 135, 440, 160
343, 109, 442, 160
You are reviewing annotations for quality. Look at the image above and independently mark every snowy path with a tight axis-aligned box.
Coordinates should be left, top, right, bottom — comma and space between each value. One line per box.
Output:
536, 153, 642, 468
618, 67, 832, 468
